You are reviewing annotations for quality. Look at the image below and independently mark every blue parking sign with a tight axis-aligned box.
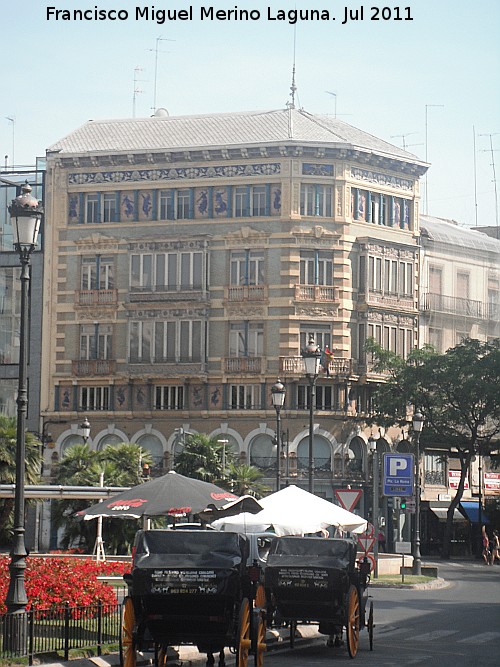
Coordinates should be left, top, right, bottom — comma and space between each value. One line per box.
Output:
383, 453, 414, 497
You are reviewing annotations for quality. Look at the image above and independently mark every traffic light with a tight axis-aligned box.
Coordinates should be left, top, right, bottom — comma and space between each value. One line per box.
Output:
400, 498, 407, 511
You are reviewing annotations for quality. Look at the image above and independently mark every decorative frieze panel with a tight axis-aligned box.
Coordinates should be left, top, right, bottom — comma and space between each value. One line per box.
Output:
128, 239, 208, 252
351, 167, 413, 192
126, 307, 209, 319
68, 162, 281, 186
295, 306, 339, 318
302, 163, 334, 176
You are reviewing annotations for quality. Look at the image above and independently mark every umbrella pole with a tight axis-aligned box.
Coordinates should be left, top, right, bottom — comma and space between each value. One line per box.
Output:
93, 472, 106, 562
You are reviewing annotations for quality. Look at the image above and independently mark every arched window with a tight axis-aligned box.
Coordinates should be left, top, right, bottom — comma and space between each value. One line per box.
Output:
136, 434, 164, 469
249, 434, 275, 470
60, 434, 86, 458
96, 433, 124, 451
297, 436, 332, 473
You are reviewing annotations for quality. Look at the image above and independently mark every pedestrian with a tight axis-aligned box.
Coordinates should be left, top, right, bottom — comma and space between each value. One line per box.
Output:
481, 525, 491, 565
490, 529, 499, 565
378, 529, 386, 553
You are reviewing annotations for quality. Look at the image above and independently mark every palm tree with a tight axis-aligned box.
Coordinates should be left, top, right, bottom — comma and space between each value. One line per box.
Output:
174, 434, 225, 481
226, 463, 270, 499
0, 415, 42, 545
53, 442, 153, 553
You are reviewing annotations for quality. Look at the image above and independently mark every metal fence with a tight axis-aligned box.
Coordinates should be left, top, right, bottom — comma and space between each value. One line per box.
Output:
0, 601, 122, 665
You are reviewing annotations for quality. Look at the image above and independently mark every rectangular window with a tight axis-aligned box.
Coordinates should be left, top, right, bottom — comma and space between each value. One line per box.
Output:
229, 384, 260, 409
252, 186, 267, 216
0, 267, 20, 365
400, 261, 413, 296
80, 386, 110, 411
152, 319, 202, 363
177, 190, 191, 219
428, 327, 442, 353
80, 324, 112, 360
424, 452, 446, 486
102, 193, 117, 223
159, 191, 174, 220
300, 251, 334, 286
229, 322, 263, 357
85, 194, 100, 223
300, 184, 332, 217
155, 385, 184, 410
299, 328, 331, 353
130, 254, 153, 290
231, 251, 265, 285
234, 187, 248, 217
129, 321, 153, 362
81, 256, 114, 290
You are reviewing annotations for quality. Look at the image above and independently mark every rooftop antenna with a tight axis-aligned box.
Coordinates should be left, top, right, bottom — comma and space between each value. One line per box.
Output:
424, 104, 444, 214
473, 126, 478, 227
479, 132, 500, 227
5, 116, 15, 168
390, 132, 423, 151
325, 91, 337, 118
287, 25, 298, 110
149, 35, 175, 113
132, 66, 146, 118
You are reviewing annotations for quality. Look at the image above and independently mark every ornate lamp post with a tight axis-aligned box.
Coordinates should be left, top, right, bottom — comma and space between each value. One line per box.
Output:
4, 182, 43, 653
301, 338, 321, 494
271, 379, 286, 491
79, 416, 91, 445
368, 435, 379, 578
412, 411, 424, 575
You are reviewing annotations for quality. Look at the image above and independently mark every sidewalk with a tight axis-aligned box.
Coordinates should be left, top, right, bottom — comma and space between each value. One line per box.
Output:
34, 624, 320, 667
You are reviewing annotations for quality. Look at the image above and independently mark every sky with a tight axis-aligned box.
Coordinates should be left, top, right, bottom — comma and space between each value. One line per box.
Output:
1, 0, 499, 228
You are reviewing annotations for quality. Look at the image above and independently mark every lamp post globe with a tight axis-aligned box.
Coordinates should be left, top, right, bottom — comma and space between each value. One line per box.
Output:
301, 338, 322, 494
271, 379, 286, 490
4, 182, 43, 654
412, 411, 424, 575
79, 417, 91, 444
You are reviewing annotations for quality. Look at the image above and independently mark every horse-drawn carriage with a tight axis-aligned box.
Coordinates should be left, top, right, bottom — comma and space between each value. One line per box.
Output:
264, 536, 373, 658
121, 529, 267, 667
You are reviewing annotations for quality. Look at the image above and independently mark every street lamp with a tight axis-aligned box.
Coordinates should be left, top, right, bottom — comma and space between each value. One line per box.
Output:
302, 338, 321, 494
412, 411, 424, 575
217, 439, 229, 479
79, 417, 91, 445
4, 182, 43, 653
271, 379, 286, 491
368, 436, 379, 578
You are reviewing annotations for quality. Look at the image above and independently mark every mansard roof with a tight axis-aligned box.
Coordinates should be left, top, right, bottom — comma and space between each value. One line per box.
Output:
47, 107, 427, 172
420, 215, 500, 255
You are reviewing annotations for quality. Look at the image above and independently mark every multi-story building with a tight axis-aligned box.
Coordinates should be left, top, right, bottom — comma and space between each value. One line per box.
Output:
0, 164, 45, 430
417, 215, 500, 556
41, 107, 428, 519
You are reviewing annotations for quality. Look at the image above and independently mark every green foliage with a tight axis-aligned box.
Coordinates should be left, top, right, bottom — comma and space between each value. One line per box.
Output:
0, 415, 42, 545
174, 433, 227, 481
53, 442, 153, 554
367, 337, 500, 558
225, 463, 270, 499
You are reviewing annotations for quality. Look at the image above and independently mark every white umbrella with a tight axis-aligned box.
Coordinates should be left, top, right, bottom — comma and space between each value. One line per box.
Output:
211, 485, 367, 536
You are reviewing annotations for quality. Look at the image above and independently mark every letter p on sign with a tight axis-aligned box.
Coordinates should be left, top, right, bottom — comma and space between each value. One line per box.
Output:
389, 457, 408, 476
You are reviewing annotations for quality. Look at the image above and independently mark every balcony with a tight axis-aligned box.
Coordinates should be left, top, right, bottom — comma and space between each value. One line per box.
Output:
358, 290, 415, 311
224, 357, 262, 373
280, 356, 353, 376
294, 285, 339, 302
72, 359, 116, 376
225, 285, 267, 302
420, 292, 484, 318
76, 289, 118, 306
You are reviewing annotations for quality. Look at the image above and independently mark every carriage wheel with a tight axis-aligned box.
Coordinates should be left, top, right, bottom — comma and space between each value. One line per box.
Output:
121, 597, 137, 667
253, 586, 266, 667
346, 585, 360, 659
237, 598, 251, 667
367, 601, 374, 651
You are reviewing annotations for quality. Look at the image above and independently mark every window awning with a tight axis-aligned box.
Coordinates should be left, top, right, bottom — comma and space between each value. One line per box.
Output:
429, 506, 467, 522
460, 501, 489, 524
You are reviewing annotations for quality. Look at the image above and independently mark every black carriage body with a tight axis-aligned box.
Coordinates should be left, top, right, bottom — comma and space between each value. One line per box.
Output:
127, 530, 250, 650
265, 536, 366, 630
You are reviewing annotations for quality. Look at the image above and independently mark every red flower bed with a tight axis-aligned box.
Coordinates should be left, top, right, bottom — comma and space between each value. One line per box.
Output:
0, 556, 131, 616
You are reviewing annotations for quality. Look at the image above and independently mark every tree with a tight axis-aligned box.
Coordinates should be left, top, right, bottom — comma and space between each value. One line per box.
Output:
366, 337, 500, 559
174, 433, 226, 482
53, 442, 153, 553
0, 415, 42, 545
225, 463, 270, 499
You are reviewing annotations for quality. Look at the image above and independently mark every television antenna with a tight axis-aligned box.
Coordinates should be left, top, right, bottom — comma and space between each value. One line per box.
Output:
149, 35, 175, 112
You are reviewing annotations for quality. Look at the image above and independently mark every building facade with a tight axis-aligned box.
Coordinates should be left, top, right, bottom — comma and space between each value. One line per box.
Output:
41, 107, 427, 516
